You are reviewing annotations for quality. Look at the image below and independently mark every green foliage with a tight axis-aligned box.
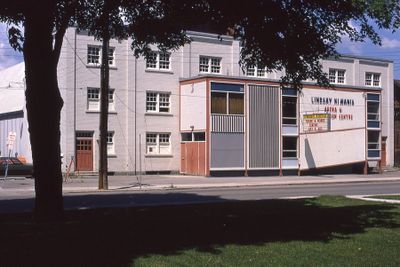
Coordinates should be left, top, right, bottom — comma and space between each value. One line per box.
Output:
1, 0, 400, 86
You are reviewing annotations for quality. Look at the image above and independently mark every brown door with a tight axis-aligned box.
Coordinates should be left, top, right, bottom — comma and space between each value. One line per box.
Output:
181, 142, 206, 176
76, 138, 93, 171
381, 137, 387, 167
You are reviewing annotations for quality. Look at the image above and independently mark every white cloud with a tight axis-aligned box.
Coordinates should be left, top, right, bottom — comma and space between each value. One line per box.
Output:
336, 36, 363, 56
381, 37, 400, 49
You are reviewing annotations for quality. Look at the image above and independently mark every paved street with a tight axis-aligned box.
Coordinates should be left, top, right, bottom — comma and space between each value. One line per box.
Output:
1, 172, 400, 213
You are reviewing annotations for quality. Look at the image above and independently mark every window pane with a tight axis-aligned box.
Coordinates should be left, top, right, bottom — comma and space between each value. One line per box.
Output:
282, 96, 297, 125
337, 70, 345, 83
211, 92, 227, 114
199, 56, 209, 72
257, 67, 266, 77
146, 52, 157, 69
159, 93, 170, 112
108, 48, 115, 65
283, 136, 297, 158
146, 92, 157, 112
159, 53, 170, 69
211, 58, 221, 73
365, 73, 372, 86
159, 133, 170, 144
146, 133, 157, 144
88, 88, 100, 100
87, 46, 100, 64
329, 69, 336, 83
373, 74, 380, 86
181, 133, 192, 142
229, 93, 244, 114
194, 132, 205, 141
247, 66, 255, 76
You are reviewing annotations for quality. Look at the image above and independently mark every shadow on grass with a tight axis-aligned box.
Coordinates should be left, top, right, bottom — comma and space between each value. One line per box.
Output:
0, 194, 399, 267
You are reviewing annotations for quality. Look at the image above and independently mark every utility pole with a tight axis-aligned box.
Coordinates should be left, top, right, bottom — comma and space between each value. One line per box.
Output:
99, 4, 110, 190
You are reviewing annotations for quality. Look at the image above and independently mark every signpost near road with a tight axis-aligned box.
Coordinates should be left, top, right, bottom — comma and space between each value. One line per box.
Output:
3, 131, 16, 179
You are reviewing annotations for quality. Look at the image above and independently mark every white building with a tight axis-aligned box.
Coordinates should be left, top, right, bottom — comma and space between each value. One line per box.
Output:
0, 62, 31, 162
1, 27, 394, 175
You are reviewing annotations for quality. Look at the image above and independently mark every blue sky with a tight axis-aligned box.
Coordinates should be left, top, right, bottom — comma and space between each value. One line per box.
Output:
0, 22, 399, 79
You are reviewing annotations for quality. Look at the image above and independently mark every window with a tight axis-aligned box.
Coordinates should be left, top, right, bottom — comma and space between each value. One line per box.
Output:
329, 69, 345, 84
87, 87, 115, 111
367, 131, 380, 158
146, 133, 171, 155
199, 56, 221, 74
146, 92, 171, 113
282, 96, 297, 125
282, 136, 297, 158
365, 72, 381, 87
211, 92, 244, 115
87, 45, 115, 66
146, 51, 171, 70
107, 132, 115, 155
181, 132, 206, 142
367, 94, 380, 129
246, 65, 267, 77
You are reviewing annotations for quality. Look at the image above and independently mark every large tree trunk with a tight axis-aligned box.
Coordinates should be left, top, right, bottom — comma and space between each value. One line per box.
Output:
24, 10, 64, 219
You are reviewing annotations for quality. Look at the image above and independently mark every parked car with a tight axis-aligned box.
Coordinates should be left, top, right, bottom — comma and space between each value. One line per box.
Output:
0, 157, 33, 177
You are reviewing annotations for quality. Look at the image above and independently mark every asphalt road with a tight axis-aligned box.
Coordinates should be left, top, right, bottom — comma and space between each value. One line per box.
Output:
1, 181, 400, 214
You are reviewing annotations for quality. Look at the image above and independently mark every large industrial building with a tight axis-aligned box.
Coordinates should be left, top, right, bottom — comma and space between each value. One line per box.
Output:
0, 27, 394, 175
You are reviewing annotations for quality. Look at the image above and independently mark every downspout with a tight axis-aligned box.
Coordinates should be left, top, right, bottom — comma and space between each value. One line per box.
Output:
134, 57, 137, 175
73, 27, 77, 172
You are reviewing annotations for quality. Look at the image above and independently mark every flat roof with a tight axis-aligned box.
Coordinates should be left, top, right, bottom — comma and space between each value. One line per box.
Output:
180, 74, 382, 92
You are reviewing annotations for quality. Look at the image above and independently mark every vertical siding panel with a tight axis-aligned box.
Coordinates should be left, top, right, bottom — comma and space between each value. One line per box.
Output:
248, 85, 279, 168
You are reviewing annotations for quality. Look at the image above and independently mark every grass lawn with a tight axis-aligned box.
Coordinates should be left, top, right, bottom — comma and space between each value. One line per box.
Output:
368, 195, 400, 201
1, 195, 399, 267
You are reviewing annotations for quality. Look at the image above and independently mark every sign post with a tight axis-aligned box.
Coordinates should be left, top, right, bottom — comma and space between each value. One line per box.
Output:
4, 131, 16, 179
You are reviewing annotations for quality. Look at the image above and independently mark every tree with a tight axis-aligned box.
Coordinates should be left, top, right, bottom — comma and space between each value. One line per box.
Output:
1, 0, 399, 219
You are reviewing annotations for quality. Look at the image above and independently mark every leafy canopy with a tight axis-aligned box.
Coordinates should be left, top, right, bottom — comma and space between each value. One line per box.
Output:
2, 0, 400, 87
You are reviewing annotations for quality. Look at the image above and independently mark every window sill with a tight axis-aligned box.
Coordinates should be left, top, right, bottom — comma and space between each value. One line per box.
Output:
86, 64, 117, 70
86, 110, 117, 114
200, 71, 222, 75
145, 69, 174, 74
145, 154, 173, 158
107, 154, 117, 158
145, 112, 173, 117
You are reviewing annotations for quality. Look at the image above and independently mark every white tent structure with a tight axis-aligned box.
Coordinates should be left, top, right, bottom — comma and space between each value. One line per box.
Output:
0, 62, 31, 162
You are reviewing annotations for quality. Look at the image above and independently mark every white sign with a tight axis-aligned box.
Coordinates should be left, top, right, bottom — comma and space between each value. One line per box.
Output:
7, 131, 16, 142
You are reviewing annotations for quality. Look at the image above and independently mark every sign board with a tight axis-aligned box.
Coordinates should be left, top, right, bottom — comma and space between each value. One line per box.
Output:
303, 113, 330, 133
6, 131, 16, 151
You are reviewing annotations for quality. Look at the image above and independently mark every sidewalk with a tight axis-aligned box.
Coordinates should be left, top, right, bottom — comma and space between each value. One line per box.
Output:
1, 170, 400, 193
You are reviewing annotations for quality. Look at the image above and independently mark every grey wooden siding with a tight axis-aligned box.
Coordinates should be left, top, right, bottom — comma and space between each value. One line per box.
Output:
248, 85, 280, 168
211, 115, 244, 133
211, 133, 244, 168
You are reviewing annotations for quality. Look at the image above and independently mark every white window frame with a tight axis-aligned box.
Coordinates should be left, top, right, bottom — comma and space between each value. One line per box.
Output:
87, 45, 115, 67
328, 68, 346, 84
365, 72, 381, 87
246, 65, 267, 77
146, 51, 171, 71
107, 131, 115, 155
87, 87, 115, 112
146, 133, 171, 155
199, 56, 221, 74
146, 91, 171, 113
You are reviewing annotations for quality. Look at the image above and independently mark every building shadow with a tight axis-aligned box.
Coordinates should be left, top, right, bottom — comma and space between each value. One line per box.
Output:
0, 193, 399, 267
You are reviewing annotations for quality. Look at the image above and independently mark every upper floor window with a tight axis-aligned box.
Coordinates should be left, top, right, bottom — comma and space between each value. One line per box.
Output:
246, 65, 267, 77
282, 88, 297, 125
365, 72, 381, 87
199, 56, 221, 74
87, 45, 115, 66
329, 69, 345, 84
211, 92, 244, 115
146, 51, 171, 70
146, 92, 171, 113
87, 87, 115, 111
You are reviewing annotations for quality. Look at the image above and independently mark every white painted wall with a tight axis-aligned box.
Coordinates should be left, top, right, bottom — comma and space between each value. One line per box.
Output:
180, 81, 207, 131
300, 129, 366, 169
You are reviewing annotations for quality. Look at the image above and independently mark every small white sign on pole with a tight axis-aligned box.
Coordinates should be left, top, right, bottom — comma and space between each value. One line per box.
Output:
6, 131, 16, 153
